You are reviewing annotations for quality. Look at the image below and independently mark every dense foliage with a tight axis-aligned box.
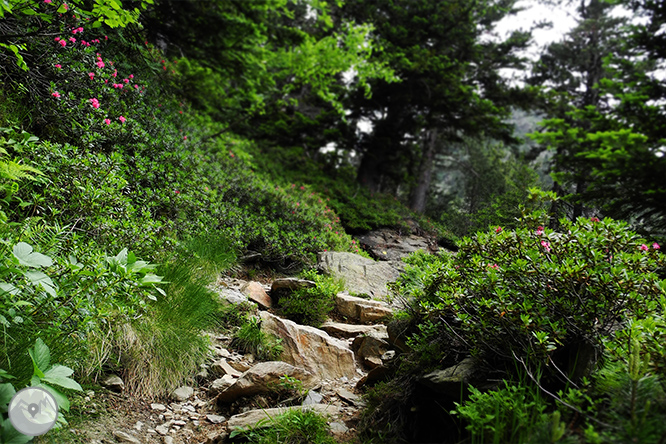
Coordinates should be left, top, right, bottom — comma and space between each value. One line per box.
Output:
360, 197, 666, 443
1, 0, 665, 442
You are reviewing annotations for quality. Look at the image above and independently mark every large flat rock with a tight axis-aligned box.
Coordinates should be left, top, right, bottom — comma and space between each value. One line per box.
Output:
336, 292, 393, 323
320, 321, 388, 339
317, 251, 403, 298
227, 404, 343, 431
216, 361, 316, 404
260, 311, 356, 380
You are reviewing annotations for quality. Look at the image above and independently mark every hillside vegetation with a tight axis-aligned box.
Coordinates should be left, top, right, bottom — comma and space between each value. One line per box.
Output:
1, 0, 665, 443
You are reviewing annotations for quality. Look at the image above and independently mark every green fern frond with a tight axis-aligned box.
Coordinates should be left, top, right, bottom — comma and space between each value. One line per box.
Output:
0, 159, 43, 181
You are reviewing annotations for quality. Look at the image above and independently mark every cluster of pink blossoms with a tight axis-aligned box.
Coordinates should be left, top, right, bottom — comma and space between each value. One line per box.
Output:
639, 243, 660, 251
89, 98, 100, 109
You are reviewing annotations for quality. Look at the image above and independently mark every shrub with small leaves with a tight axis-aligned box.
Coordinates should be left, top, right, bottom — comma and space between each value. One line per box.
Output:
403, 214, 666, 381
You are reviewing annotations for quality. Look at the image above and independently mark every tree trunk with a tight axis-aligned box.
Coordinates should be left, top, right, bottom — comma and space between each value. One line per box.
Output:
409, 129, 438, 213
356, 143, 385, 193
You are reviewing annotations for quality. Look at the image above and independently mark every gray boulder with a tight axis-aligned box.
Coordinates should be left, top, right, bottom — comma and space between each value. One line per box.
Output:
317, 251, 403, 298
419, 357, 480, 398
356, 227, 437, 261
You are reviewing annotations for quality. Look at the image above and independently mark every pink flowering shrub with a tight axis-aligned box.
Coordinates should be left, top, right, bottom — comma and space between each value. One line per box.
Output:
397, 212, 666, 384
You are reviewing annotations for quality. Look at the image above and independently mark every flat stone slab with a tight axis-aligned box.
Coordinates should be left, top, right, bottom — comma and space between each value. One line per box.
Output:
317, 251, 403, 298
216, 361, 316, 403
356, 228, 437, 261
336, 292, 393, 323
271, 278, 316, 293
320, 321, 388, 339
227, 404, 343, 431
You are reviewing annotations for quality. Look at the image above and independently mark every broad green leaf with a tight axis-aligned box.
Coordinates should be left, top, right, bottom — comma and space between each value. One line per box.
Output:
108, 248, 128, 266
1, 419, 33, 444
35, 383, 69, 412
29, 338, 50, 372
0, 369, 15, 380
0, 382, 16, 409
43, 365, 82, 391
0, 282, 19, 295
12, 242, 53, 268
24, 270, 57, 297
140, 274, 163, 285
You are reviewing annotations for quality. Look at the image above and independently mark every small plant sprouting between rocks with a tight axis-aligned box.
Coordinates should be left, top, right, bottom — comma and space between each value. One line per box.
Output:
278, 269, 344, 327
232, 317, 284, 361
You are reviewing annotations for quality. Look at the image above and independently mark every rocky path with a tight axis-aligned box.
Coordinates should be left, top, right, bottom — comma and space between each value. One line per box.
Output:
70, 251, 409, 444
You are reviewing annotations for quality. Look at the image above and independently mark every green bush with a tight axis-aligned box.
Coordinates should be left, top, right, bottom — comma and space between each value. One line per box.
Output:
452, 381, 566, 444
277, 269, 344, 327
360, 202, 666, 443
404, 214, 666, 379
230, 408, 337, 444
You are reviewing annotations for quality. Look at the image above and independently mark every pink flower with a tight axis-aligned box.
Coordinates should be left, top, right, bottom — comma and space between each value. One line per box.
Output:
96, 60, 105, 69
639, 244, 649, 251
118, 116, 126, 123
104, 35, 108, 40
111, 70, 117, 77
89, 98, 100, 109
77, 27, 83, 33
183, 136, 187, 140
179, 110, 183, 114
488, 264, 499, 270
300, 186, 305, 190
229, 151, 235, 158
590, 217, 600, 223
59, 40, 66, 47
123, 78, 129, 83
536, 226, 544, 236
541, 240, 551, 253
134, 84, 139, 89
88, 72, 94, 80
71, 28, 78, 34
44, 0, 51, 3
63, 3, 68, 10
103, 118, 111, 125
69, 37, 76, 43
129, 74, 134, 79
51, 91, 60, 98
54, 37, 60, 41
653, 243, 661, 250
54, 64, 62, 69
174, 190, 180, 194
495, 226, 502, 233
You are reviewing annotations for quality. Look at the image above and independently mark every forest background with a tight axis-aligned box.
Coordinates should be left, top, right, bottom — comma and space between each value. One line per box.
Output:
0, 0, 665, 443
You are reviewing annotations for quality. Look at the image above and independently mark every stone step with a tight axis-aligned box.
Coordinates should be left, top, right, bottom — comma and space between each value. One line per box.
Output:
319, 321, 388, 339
